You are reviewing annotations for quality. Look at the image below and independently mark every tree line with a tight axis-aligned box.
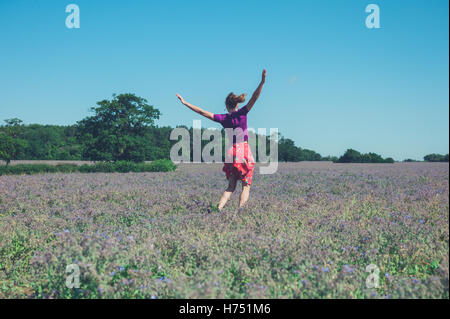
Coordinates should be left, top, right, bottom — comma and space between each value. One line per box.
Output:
0, 93, 326, 164
423, 154, 449, 162
0, 120, 325, 164
1, 93, 446, 165
335, 149, 395, 163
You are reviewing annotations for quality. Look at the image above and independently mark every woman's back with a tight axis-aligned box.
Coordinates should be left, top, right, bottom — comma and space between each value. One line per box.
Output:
213, 106, 249, 143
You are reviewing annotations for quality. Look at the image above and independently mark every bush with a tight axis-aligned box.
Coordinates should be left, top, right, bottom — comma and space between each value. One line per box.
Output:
77, 164, 93, 173
0, 160, 177, 175
335, 149, 394, 164
336, 149, 362, 163
91, 162, 115, 173
424, 154, 449, 162
114, 161, 136, 173
142, 159, 177, 172
0, 164, 58, 175
55, 164, 79, 173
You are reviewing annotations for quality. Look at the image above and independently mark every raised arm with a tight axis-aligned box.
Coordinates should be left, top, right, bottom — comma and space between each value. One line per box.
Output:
176, 94, 214, 121
244, 69, 267, 112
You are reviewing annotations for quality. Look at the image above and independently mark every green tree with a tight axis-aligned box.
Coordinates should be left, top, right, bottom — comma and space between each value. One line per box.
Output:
76, 94, 161, 162
301, 148, 322, 161
15, 124, 82, 160
278, 137, 302, 161
337, 149, 362, 163
424, 153, 449, 162
361, 152, 384, 163
0, 118, 28, 165
337, 149, 394, 163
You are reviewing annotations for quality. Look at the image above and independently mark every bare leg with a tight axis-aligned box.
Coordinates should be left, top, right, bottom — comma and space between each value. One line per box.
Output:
218, 176, 237, 210
239, 182, 251, 208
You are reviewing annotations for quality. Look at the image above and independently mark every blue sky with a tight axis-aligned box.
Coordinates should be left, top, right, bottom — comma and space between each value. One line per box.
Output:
0, 0, 448, 160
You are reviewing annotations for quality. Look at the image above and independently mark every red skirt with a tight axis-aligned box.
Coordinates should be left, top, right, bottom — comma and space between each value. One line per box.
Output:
223, 142, 255, 185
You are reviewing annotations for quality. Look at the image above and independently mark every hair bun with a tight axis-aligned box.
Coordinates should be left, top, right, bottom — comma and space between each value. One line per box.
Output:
226, 92, 246, 110
237, 93, 246, 103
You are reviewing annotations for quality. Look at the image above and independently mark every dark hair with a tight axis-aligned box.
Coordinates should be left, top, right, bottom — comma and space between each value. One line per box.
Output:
225, 92, 246, 111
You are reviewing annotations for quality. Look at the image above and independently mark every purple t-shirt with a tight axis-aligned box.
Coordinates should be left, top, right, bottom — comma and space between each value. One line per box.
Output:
213, 106, 249, 144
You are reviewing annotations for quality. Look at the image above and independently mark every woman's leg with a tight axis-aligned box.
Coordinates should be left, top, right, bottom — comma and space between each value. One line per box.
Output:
239, 182, 251, 208
218, 175, 237, 210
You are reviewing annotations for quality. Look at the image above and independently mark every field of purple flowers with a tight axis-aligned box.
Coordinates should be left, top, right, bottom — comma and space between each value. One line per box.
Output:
0, 162, 448, 299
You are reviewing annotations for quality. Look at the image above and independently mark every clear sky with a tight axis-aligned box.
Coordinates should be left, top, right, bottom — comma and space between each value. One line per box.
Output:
0, 0, 448, 161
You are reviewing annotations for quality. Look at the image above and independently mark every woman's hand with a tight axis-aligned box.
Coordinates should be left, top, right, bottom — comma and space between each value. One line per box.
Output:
176, 93, 185, 104
244, 69, 266, 112
261, 69, 267, 83
175, 94, 215, 120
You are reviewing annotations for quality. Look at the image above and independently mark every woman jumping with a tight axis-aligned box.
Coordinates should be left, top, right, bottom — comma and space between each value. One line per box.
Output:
176, 69, 267, 211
